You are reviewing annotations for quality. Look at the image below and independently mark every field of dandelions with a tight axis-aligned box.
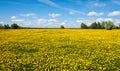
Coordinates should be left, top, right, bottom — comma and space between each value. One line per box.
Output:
0, 29, 120, 70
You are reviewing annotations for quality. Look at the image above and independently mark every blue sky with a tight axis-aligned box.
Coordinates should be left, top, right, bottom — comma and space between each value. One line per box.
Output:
0, 0, 120, 27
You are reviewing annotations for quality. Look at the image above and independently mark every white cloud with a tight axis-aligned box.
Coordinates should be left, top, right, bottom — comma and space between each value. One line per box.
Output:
60, 20, 79, 28
10, 13, 120, 28
114, 19, 120, 25
11, 19, 32, 27
76, 18, 95, 26
61, 20, 68, 25
11, 15, 31, 27
11, 16, 17, 19
48, 19, 58, 23
104, 18, 113, 21
96, 18, 113, 22
61, 22, 66, 25
93, 2, 106, 7
69, 11, 75, 15
20, 13, 36, 17
0, 21, 4, 24
47, 19, 59, 27
96, 18, 120, 26
11, 19, 25, 22
76, 19, 84, 23
87, 1, 106, 8
36, 18, 60, 28
11, 15, 25, 22
10, 13, 61, 27
37, 19, 47, 24
48, 13, 61, 18
108, 11, 120, 16
88, 11, 104, 16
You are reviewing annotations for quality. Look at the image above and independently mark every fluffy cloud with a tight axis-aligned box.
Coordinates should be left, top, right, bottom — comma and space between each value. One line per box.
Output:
98, 18, 120, 26
87, 1, 106, 8
10, 13, 120, 28
96, 18, 113, 22
11, 19, 25, 22
11, 15, 25, 22
76, 18, 95, 26
10, 15, 32, 27
88, 11, 104, 16
48, 19, 58, 23
0, 21, 4, 24
108, 11, 120, 16
20, 13, 36, 17
93, 2, 106, 7
48, 13, 61, 18
60, 20, 80, 28
61, 20, 68, 25
36, 18, 60, 28
37, 19, 47, 24
114, 19, 120, 25
11, 16, 17, 19
69, 11, 75, 15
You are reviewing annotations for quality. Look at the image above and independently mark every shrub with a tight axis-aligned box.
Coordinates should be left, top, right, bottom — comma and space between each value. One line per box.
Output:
60, 25, 64, 29
81, 23, 88, 29
11, 24, 19, 29
105, 21, 115, 30
4, 24, 10, 29
90, 22, 97, 29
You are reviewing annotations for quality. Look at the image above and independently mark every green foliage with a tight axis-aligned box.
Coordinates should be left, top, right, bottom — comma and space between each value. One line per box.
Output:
80, 21, 116, 30
101, 22, 106, 29
97, 22, 102, 29
11, 23, 19, 29
90, 22, 98, 29
60, 25, 64, 29
115, 26, 119, 29
81, 23, 88, 29
119, 24, 120, 29
89, 22, 104, 29
3, 24, 10, 29
105, 21, 115, 30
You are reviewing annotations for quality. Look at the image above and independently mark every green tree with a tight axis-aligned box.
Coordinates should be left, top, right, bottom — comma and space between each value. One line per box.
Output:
105, 21, 115, 30
118, 24, 120, 29
97, 22, 102, 29
81, 23, 88, 29
11, 23, 19, 29
101, 22, 106, 29
60, 25, 64, 29
90, 22, 97, 29
4, 24, 10, 29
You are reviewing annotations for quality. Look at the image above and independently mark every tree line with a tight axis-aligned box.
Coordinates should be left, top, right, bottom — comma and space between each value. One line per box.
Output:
0, 24, 20, 29
0, 21, 120, 30
61, 21, 120, 30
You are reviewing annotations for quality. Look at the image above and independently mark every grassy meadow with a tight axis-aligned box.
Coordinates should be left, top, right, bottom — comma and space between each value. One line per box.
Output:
0, 29, 120, 70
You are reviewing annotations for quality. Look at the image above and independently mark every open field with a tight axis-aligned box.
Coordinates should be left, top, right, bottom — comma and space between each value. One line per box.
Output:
0, 29, 120, 70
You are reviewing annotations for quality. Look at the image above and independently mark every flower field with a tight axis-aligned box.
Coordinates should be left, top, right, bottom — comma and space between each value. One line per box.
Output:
0, 29, 120, 70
